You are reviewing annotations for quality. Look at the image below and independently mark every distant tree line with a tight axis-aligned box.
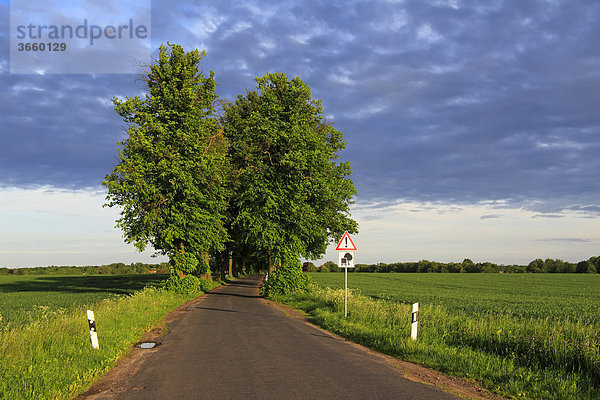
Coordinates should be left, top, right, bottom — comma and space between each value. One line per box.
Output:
305, 256, 600, 274
0, 262, 169, 276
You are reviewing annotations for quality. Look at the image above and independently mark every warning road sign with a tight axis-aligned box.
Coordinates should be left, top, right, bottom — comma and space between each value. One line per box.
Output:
335, 231, 357, 251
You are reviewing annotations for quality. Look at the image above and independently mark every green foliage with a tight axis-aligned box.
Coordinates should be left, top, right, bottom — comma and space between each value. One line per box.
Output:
197, 278, 219, 293
303, 262, 318, 272
318, 265, 329, 272
261, 259, 310, 297
170, 249, 199, 275
102, 44, 361, 292
159, 274, 200, 295
103, 43, 229, 279
276, 274, 600, 400
0, 263, 167, 276
223, 72, 357, 269
324, 261, 340, 272
351, 257, 594, 274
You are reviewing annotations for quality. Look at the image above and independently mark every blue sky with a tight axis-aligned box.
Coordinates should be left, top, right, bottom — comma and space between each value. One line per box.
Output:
1, 0, 599, 267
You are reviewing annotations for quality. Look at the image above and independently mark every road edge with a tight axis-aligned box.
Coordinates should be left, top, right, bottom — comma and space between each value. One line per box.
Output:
75, 282, 231, 400
264, 298, 506, 400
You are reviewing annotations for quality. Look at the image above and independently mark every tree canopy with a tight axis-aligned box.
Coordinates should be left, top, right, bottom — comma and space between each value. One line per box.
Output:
223, 73, 357, 275
105, 45, 358, 294
103, 43, 230, 290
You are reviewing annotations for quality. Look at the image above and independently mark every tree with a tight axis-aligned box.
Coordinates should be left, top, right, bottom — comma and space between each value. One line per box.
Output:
103, 43, 229, 292
303, 262, 318, 272
318, 264, 330, 272
223, 73, 357, 292
527, 259, 543, 273
577, 260, 597, 274
324, 260, 340, 272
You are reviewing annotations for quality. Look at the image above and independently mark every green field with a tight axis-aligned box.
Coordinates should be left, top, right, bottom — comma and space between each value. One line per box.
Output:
309, 272, 600, 324
273, 273, 600, 400
0, 274, 166, 329
0, 273, 210, 399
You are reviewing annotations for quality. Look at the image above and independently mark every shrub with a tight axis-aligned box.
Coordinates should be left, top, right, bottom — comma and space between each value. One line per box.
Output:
160, 274, 200, 295
318, 265, 329, 272
198, 278, 219, 293
261, 259, 310, 297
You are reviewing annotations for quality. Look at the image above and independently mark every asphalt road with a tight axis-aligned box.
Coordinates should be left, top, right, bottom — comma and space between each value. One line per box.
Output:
114, 275, 459, 400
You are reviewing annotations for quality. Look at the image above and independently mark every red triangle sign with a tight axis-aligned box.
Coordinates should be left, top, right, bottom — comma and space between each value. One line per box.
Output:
335, 231, 357, 251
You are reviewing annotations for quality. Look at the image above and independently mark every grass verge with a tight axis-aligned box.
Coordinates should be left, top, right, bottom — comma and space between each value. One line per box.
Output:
271, 285, 600, 400
0, 284, 218, 400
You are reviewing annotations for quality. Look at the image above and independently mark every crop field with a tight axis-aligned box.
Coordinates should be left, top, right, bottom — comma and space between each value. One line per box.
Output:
273, 273, 600, 400
0, 274, 165, 329
309, 272, 600, 324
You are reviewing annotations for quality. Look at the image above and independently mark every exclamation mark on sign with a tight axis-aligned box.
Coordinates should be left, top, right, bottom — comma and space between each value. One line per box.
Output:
345, 237, 348, 247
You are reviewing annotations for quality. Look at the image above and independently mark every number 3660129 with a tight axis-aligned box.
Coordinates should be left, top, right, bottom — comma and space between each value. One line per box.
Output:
17, 42, 67, 51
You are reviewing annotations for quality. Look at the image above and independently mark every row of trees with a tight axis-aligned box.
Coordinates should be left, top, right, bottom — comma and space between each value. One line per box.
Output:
0, 262, 168, 276
103, 43, 357, 294
311, 256, 600, 274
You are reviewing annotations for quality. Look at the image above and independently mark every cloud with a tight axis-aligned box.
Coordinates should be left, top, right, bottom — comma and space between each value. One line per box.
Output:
1, 0, 599, 218
0, 187, 166, 267
536, 238, 592, 243
480, 214, 502, 220
310, 199, 600, 266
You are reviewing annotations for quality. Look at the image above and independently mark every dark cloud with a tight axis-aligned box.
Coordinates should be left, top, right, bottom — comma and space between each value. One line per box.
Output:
480, 214, 502, 220
2, 0, 599, 216
532, 214, 563, 219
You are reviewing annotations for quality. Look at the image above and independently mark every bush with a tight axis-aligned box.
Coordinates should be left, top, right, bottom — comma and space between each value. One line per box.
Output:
198, 278, 219, 293
160, 274, 200, 295
318, 265, 329, 272
261, 259, 310, 297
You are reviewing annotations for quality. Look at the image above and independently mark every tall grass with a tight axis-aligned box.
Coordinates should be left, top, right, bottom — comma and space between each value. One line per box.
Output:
0, 287, 197, 399
273, 285, 600, 399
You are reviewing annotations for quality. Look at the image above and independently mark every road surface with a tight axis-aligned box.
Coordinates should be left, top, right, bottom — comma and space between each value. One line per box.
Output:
112, 275, 459, 400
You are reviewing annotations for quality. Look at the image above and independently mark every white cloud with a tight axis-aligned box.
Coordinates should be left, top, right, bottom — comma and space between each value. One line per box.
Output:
0, 187, 166, 267
309, 199, 599, 266
416, 24, 442, 43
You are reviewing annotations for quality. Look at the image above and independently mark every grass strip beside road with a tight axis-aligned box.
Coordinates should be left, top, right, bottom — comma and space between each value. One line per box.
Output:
0, 285, 213, 400
271, 283, 600, 400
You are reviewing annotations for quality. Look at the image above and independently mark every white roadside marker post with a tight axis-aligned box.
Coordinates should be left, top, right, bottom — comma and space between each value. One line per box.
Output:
411, 302, 419, 341
87, 310, 99, 349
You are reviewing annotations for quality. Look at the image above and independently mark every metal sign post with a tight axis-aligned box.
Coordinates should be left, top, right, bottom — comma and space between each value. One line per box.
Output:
345, 266, 348, 316
336, 232, 357, 317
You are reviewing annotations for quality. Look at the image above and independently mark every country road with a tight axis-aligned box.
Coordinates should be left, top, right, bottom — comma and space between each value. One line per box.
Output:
89, 275, 461, 399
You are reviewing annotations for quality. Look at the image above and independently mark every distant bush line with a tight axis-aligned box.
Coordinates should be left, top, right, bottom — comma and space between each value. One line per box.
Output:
0, 262, 169, 276
304, 256, 599, 274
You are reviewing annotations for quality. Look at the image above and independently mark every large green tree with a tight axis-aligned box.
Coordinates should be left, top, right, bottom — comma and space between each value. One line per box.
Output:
103, 43, 229, 290
222, 73, 357, 289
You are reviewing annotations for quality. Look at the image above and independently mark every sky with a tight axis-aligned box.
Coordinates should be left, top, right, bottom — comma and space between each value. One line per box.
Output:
1, 0, 599, 267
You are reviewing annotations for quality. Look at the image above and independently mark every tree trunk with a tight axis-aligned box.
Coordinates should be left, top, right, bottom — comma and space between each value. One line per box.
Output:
228, 251, 233, 277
